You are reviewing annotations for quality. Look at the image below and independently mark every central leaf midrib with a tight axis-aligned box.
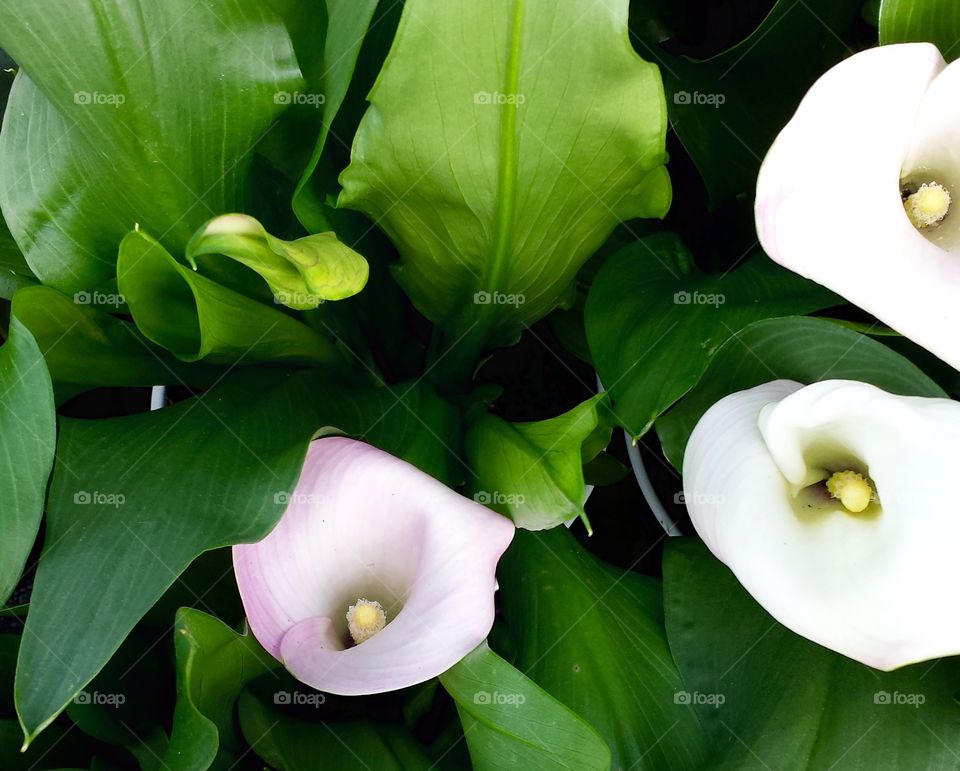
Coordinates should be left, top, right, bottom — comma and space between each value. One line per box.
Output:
483, 0, 526, 296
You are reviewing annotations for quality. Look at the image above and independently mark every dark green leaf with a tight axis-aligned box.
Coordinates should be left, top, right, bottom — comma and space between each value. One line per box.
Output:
656, 316, 946, 468
11, 286, 221, 389
663, 0, 861, 202
439, 641, 611, 771
664, 538, 960, 769
16, 370, 458, 743
238, 689, 431, 770
0, 0, 301, 292
0, 317, 55, 605
585, 234, 837, 438
499, 528, 710, 770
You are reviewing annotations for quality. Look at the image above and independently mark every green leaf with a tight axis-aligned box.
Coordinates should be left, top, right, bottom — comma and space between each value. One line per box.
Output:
0, 217, 36, 300
439, 641, 611, 771
465, 394, 608, 532
238, 689, 431, 770
11, 286, 221, 390
664, 538, 960, 769
117, 230, 341, 366
339, 0, 670, 368
880, 0, 960, 58
0, 0, 301, 292
585, 234, 837, 438
656, 316, 946, 469
499, 528, 710, 770
164, 609, 279, 771
0, 317, 55, 605
663, 0, 862, 202
16, 370, 459, 743
186, 214, 369, 310
291, 0, 382, 231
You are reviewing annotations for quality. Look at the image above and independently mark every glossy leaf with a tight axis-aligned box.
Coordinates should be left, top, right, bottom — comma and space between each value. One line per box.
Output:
0, 318, 55, 605
292, 0, 382, 231
439, 641, 611, 771
585, 234, 836, 438
16, 370, 458, 743
0, 0, 300, 292
164, 609, 278, 771
663, 0, 862, 202
117, 230, 340, 366
664, 538, 960, 769
339, 0, 670, 362
238, 689, 431, 770
11, 286, 220, 390
880, 0, 960, 58
499, 528, 710, 770
186, 214, 369, 310
0, 217, 36, 300
656, 316, 946, 469
465, 394, 608, 531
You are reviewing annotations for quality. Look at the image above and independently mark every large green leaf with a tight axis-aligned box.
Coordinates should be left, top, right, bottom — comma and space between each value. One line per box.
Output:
0, 216, 36, 300
439, 641, 611, 771
16, 370, 459, 743
656, 316, 946, 469
0, 318, 55, 605
585, 234, 837, 438
117, 230, 341, 366
238, 689, 431, 770
11, 286, 221, 390
165, 609, 279, 771
665, 538, 960, 769
339, 0, 670, 373
880, 0, 960, 58
499, 528, 710, 770
0, 0, 300, 292
465, 395, 608, 531
662, 0, 861, 202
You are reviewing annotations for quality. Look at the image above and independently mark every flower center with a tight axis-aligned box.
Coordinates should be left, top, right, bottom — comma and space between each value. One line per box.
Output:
903, 181, 951, 229
825, 470, 874, 513
346, 598, 386, 644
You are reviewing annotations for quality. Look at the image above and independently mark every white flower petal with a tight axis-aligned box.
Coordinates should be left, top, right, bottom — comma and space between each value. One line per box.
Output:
234, 437, 514, 694
755, 44, 960, 369
684, 380, 960, 670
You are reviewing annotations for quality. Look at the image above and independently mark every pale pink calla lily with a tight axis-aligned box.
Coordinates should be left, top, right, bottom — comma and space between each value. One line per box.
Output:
234, 437, 514, 695
756, 43, 960, 369
683, 379, 960, 671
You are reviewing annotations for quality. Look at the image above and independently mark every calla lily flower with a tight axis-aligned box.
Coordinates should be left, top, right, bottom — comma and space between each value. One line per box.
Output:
234, 437, 514, 695
683, 379, 960, 670
756, 43, 960, 369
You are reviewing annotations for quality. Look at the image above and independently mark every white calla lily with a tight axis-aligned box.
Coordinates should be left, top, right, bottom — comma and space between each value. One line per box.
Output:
756, 43, 960, 369
683, 379, 960, 670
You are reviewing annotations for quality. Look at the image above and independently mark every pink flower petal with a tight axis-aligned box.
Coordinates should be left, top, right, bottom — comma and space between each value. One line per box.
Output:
234, 437, 514, 695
